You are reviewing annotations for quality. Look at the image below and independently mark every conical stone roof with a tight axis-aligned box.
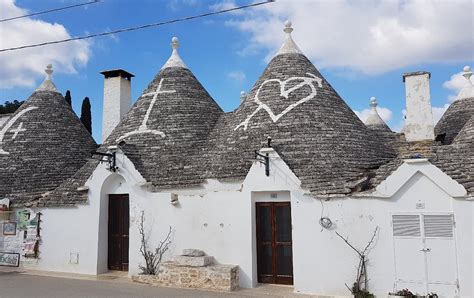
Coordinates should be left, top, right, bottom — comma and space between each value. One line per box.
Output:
435, 66, 474, 144
104, 37, 223, 187
202, 22, 395, 196
434, 97, 474, 144
453, 114, 474, 146
0, 66, 97, 207
52, 24, 396, 200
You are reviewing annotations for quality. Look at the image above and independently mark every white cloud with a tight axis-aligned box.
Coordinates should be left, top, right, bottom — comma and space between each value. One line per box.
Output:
442, 69, 474, 102
168, 0, 198, 11
210, 0, 244, 15
222, 0, 473, 75
0, 0, 91, 89
354, 107, 393, 123
227, 70, 246, 83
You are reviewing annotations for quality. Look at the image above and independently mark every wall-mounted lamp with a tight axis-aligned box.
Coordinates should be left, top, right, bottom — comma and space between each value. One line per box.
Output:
255, 150, 270, 176
91, 151, 117, 172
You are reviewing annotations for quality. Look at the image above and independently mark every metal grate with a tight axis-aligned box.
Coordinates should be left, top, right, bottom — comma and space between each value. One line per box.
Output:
424, 214, 454, 238
392, 215, 421, 237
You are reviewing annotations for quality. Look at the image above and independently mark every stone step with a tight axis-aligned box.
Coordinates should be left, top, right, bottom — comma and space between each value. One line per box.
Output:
182, 249, 205, 257
174, 255, 213, 267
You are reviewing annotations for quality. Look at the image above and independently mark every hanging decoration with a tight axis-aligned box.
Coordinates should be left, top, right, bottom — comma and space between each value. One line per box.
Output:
22, 211, 41, 258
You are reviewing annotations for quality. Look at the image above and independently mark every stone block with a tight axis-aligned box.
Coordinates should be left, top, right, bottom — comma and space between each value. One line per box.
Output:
182, 249, 205, 257
174, 255, 213, 267
132, 262, 239, 292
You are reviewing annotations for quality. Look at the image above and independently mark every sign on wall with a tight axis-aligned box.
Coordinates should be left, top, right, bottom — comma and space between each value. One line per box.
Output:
2, 222, 16, 236
0, 252, 20, 267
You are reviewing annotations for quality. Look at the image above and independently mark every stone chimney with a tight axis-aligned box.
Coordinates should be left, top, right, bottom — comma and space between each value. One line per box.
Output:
100, 69, 134, 142
402, 71, 435, 142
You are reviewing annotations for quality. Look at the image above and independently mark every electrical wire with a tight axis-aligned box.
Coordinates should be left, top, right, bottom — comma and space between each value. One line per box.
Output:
0, 0, 274, 53
0, 0, 101, 23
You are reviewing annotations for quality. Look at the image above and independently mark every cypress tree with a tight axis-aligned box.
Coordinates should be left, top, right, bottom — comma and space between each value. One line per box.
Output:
64, 90, 72, 106
80, 97, 92, 134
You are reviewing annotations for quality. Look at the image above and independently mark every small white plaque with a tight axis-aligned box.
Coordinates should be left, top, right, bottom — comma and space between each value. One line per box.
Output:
416, 202, 425, 209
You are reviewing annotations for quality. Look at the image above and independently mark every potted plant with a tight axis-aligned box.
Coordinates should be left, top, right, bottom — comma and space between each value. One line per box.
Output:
389, 289, 415, 298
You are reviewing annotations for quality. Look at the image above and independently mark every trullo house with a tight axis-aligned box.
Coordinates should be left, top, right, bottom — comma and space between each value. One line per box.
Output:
0, 21, 473, 297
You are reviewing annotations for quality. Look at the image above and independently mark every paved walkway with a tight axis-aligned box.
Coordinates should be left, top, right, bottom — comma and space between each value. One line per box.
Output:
0, 269, 314, 298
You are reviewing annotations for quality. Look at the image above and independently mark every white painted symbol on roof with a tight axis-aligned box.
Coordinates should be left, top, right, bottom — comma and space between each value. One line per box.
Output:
117, 78, 176, 142
10, 122, 26, 139
0, 106, 39, 155
235, 73, 322, 131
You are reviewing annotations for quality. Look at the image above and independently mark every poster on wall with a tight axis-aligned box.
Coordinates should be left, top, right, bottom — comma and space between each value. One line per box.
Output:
2, 222, 17, 236
28, 213, 39, 227
0, 252, 20, 267
16, 210, 29, 231
26, 226, 38, 238
23, 239, 37, 257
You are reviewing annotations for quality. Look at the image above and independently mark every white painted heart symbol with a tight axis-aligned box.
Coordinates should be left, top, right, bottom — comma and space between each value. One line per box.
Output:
235, 73, 322, 131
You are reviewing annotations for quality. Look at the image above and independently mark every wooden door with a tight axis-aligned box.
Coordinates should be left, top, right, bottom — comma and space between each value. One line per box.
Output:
108, 194, 129, 271
256, 202, 293, 285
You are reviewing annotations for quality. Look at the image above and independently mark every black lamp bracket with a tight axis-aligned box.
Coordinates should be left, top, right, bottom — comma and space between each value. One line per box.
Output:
255, 150, 270, 176
91, 151, 118, 172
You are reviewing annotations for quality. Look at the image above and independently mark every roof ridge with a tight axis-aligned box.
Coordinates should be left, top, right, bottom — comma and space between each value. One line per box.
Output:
453, 114, 474, 145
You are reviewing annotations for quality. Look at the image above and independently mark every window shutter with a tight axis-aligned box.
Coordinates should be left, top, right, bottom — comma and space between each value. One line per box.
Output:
392, 215, 421, 237
423, 214, 454, 238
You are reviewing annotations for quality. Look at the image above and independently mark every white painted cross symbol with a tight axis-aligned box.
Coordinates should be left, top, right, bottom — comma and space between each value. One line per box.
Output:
117, 78, 176, 142
0, 106, 38, 155
10, 122, 26, 139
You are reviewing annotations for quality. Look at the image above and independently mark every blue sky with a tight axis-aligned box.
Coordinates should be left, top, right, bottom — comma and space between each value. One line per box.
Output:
1, 0, 472, 142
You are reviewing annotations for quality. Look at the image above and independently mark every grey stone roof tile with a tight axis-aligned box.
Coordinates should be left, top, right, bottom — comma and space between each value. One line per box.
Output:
434, 97, 474, 144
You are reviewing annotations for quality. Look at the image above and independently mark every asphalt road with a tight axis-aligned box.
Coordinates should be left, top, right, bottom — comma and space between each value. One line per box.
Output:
0, 271, 303, 298
0, 271, 243, 298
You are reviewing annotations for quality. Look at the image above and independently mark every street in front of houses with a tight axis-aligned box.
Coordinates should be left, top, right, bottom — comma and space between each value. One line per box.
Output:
0, 270, 311, 298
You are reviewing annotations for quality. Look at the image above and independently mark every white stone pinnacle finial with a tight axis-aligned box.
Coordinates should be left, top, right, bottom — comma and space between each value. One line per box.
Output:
276, 20, 302, 56
36, 64, 58, 92
462, 65, 472, 85
45, 64, 53, 80
171, 37, 179, 50
370, 96, 377, 108
284, 20, 293, 34
456, 65, 474, 100
240, 91, 246, 103
365, 96, 387, 128
161, 36, 188, 70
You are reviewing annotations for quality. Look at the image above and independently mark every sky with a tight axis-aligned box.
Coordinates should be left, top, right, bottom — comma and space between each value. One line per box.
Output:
0, 0, 473, 142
